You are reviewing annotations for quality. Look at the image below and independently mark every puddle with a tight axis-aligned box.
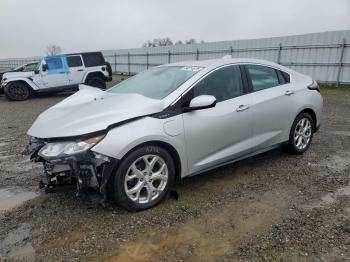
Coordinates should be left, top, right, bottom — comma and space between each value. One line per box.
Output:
327, 155, 350, 171
312, 154, 350, 172
0, 150, 10, 155
0, 142, 9, 148
0, 223, 35, 261
0, 187, 39, 212
110, 189, 293, 262
304, 185, 350, 209
19, 158, 31, 164
331, 130, 350, 137
9, 242, 35, 260
0, 154, 16, 160
4, 164, 36, 173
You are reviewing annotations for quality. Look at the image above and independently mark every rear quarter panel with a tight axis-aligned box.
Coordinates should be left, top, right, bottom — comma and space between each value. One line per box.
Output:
291, 74, 323, 128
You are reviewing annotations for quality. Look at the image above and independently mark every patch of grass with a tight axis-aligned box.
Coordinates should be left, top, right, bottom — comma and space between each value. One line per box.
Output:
112, 73, 131, 82
319, 84, 350, 92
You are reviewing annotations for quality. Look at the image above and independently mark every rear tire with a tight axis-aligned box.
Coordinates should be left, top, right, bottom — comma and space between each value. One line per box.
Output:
113, 145, 175, 211
287, 113, 314, 154
86, 77, 106, 90
4, 82, 30, 101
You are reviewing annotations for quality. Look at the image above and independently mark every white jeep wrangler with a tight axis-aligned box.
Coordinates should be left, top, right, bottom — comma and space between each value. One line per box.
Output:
1, 52, 112, 101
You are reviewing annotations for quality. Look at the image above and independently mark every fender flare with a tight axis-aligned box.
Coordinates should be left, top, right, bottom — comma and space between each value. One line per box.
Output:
82, 71, 106, 83
4, 77, 40, 91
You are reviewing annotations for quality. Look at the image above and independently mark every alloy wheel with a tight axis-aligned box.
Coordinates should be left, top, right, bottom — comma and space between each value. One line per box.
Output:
294, 117, 312, 150
124, 154, 168, 204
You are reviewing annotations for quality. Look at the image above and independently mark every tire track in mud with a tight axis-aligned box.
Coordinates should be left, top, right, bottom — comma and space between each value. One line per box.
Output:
110, 189, 297, 262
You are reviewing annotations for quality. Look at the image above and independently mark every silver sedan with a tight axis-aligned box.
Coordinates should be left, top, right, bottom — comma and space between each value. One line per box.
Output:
27, 57, 323, 211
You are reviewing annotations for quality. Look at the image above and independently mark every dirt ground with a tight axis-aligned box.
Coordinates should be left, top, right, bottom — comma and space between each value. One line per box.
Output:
0, 80, 349, 261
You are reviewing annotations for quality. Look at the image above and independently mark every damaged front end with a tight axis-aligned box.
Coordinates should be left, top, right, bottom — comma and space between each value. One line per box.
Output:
25, 135, 117, 203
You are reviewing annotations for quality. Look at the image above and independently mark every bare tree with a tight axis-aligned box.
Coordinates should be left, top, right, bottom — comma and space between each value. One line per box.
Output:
142, 37, 173, 47
157, 37, 173, 46
142, 40, 155, 47
46, 44, 62, 56
185, 38, 197, 45
142, 38, 204, 47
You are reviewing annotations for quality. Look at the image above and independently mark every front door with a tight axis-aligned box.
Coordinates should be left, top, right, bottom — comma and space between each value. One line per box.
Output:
40, 56, 69, 89
182, 65, 253, 174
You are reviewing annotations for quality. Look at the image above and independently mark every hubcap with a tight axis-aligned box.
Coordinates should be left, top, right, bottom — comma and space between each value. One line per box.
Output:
124, 155, 168, 204
294, 118, 312, 150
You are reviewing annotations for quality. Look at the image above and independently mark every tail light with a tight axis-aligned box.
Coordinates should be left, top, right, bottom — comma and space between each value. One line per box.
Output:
307, 80, 320, 93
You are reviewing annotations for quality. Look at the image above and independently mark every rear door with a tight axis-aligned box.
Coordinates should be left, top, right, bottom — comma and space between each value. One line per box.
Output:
243, 64, 295, 151
181, 65, 253, 174
67, 55, 85, 85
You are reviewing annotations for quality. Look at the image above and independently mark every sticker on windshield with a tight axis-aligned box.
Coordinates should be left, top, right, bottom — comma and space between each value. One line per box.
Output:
180, 66, 203, 72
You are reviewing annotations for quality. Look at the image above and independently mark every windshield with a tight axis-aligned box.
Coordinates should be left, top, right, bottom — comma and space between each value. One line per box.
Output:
24, 63, 39, 72
108, 66, 203, 99
13, 63, 39, 72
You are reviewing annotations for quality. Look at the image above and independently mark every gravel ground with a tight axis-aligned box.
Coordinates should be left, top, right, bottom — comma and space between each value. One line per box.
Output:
0, 81, 349, 261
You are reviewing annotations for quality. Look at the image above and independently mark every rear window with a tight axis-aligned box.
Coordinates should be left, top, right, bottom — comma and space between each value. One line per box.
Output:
246, 65, 280, 91
67, 56, 83, 67
82, 53, 105, 67
281, 71, 290, 83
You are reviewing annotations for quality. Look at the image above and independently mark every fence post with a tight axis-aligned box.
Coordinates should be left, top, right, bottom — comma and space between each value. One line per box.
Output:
127, 52, 130, 75
336, 38, 346, 87
168, 50, 171, 64
196, 48, 199, 61
114, 53, 117, 73
230, 46, 233, 56
277, 43, 282, 64
146, 52, 149, 69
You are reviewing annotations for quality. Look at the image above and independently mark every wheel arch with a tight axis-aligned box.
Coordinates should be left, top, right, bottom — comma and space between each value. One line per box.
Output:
296, 108, 317, 132
5, 78, 38, 91
119, 140, 182, 182
83, 71, 105, 83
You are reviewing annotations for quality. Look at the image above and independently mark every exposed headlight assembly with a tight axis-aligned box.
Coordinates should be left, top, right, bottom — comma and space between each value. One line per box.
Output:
39, 135, 104, 158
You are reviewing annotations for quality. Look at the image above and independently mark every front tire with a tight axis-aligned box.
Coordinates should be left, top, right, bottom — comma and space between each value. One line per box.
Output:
87, 77, 106, 90
113, 146, 175, 211
287, 113, 314, 154
4, 82, 30, 101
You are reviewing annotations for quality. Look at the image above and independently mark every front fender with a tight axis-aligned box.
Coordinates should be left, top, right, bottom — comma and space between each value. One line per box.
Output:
3, 77, 39, 90
91, 115, 189, 178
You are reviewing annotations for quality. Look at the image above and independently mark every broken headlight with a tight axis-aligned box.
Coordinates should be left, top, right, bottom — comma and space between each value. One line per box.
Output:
39, 135, 105, 158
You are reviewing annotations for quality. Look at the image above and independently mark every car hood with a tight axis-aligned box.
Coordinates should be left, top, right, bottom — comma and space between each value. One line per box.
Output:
27, 85, 164, 139
3, 71, 34, 78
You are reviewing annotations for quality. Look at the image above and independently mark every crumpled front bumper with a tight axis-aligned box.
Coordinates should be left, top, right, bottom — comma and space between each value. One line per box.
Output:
25, 137, 118, 201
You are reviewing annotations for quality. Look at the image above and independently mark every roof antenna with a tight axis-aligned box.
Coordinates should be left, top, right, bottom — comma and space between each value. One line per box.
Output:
222, 55, 232, 59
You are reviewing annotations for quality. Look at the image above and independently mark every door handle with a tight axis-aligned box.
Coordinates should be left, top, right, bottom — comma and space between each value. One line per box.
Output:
236, 104, 250, 112
59, 72, 66, 74
77, 69, 83, 71
285, 90, 294, 96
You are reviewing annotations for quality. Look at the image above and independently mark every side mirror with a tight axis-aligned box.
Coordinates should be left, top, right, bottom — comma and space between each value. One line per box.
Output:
185, 95, 217, 112
34, 69, 40, 74
42, 64, 48, 72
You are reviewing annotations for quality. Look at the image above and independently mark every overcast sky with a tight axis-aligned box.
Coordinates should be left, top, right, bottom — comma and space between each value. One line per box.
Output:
0, 0, 349, 59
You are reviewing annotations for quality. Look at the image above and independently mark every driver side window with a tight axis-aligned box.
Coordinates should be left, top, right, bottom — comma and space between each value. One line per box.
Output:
193, 65, 243, 103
